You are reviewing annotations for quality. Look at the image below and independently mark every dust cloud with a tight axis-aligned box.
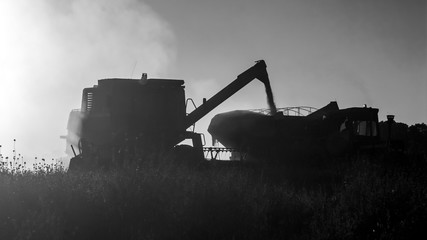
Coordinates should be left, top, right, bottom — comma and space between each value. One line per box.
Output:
0, 0, 176, 159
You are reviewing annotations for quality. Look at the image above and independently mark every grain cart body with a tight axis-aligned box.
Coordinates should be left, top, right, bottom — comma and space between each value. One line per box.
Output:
208, 101, 380, 161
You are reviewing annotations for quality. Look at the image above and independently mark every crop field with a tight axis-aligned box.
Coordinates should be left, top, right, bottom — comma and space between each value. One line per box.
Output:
1, 153, 426, 240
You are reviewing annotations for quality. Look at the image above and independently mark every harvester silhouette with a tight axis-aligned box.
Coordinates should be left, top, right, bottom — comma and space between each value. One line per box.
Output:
64, 60, 380, 170
65, 60, 277, 170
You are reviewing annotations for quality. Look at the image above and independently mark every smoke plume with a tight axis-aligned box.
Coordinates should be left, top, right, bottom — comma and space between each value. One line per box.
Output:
0, 0, 176, 159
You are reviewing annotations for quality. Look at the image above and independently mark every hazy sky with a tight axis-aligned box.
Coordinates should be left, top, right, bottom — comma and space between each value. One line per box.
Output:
0, 0, 426, 159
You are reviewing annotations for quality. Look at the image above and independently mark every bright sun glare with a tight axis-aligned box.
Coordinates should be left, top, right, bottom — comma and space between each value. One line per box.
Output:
0, 0, 176, 160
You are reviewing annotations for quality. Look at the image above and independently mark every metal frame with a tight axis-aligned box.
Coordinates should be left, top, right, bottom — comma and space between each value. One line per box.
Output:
249, 106, 317, 116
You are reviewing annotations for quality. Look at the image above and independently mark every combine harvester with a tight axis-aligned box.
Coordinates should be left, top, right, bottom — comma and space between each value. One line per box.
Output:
64, 60, 277, 170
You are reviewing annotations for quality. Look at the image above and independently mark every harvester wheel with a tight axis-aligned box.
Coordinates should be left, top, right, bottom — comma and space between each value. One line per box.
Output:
68, 155, 97, 172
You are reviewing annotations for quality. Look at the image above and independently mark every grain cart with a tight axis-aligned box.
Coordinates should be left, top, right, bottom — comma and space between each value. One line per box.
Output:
208, 101, 381, 162
64, 60, 277, 170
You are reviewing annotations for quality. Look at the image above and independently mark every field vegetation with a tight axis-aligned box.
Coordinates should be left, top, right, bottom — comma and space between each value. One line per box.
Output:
0, 152, 426, 239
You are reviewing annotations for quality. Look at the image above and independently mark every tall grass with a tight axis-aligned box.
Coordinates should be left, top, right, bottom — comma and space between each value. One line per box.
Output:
0, 155, 426, 239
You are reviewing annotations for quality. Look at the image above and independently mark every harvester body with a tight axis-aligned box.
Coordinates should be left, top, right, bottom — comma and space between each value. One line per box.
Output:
66, 78, 188, 168
81, 78, 185, 150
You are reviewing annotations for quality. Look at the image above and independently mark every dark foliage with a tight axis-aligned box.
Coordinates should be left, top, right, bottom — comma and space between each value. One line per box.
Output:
1, 154, 426, 239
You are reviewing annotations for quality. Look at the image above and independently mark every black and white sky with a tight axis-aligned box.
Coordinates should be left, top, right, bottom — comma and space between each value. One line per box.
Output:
0, 0, 426, 158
